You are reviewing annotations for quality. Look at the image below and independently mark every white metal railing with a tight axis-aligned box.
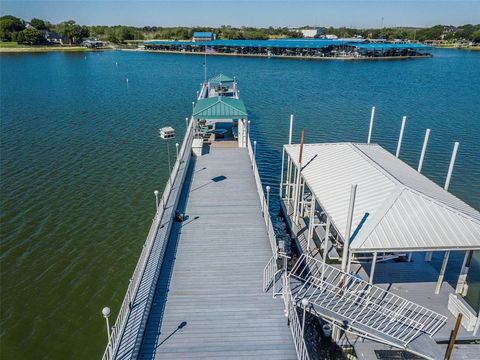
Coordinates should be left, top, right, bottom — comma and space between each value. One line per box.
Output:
290, 254, 447, 347
263, 254, 278, 292
102, 119, 195, 360
247, 138, 277, 254
283, 274, 311, 360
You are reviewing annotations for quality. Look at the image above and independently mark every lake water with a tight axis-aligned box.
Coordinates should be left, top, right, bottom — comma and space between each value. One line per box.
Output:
1, 49, 479, 360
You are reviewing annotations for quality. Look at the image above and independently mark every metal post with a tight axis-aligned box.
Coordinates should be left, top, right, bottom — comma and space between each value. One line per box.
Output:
266, 186, 271, 211
369, 252, 378, 285
247, 120, 251, 145
154, 190, 159, 211
293, 165, 301, 226
175, 143, 179, 159
293, 130, 305, 225
166, 139, 172, 187
367, 106, 375, 144
192, 101, 195, 112
300, 178, 305, 217
341, 184, 357, 273
474, 306, 480, 336
185, 117, 189, 130
286, 156, 292, 200
346, 251, 353, 275
396, 116, 407, 158
445, 313, 463, 360
253, 140, 257, 172
444, 142, 459, 191
289, 114, 294, 145
435, 251, 450, 294
307, 195, 316, 253
456, 250, 473, 294
301, 298, 309, 337
418, 128, 431, 172
102, 307, 111, 340
280, 148, 285, 197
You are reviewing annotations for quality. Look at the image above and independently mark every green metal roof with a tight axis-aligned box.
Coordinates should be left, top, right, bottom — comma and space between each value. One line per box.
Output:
208, 74, 234, 85
193, 96, 247, 119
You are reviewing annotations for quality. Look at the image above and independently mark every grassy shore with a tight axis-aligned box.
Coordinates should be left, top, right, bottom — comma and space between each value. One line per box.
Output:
0, 42, 108, 53
434, 44, 480, 51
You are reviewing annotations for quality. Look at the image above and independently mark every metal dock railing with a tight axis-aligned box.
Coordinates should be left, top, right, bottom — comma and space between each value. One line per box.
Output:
102, 120, 194, 360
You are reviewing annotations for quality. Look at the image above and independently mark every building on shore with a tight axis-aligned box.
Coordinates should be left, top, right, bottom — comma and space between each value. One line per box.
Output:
299, 28, 324, 38
192, 31, 216, 42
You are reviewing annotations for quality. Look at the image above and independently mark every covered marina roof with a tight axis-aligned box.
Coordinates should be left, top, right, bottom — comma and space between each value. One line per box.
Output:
145, 39, 431, 50
208, 73, 234, 84
193, 96, 247, 119
284, 143, 480, 253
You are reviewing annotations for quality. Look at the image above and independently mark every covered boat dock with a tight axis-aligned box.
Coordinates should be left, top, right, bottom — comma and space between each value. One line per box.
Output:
279, 141, 480, 359
144, 39, 431, 59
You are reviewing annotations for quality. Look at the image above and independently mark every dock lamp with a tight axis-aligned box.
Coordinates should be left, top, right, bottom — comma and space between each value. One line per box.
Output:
266, 186, 271, 211
102, 307, 111, 340
175, 143, 179, 159
154, 190, 159, 211
301, 298, 309, 337
160, 126, 176, 186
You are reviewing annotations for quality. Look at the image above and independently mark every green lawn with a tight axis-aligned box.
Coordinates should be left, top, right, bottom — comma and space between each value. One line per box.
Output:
0, 41, 29, 48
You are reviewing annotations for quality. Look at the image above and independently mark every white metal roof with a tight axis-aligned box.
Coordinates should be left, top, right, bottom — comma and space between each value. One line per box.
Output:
284, 143, 480, 253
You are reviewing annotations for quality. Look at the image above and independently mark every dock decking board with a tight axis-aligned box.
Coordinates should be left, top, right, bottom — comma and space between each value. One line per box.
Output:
139, 147, 296, 359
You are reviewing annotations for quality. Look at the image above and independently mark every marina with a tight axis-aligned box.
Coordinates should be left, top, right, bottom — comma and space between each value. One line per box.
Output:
102, 73, 479, 360
143, 39, 432, 60
2, 49, 479, 360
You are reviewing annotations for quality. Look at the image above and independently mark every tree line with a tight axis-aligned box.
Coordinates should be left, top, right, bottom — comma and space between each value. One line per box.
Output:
1, 15, 479, 45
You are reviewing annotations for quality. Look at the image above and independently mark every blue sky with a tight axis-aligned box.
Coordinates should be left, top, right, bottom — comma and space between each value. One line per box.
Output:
1, 1, 479, 27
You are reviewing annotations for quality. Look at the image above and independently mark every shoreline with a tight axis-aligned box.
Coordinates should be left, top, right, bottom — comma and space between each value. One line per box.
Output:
0, 46, 111, 53
125, 48, 432, 61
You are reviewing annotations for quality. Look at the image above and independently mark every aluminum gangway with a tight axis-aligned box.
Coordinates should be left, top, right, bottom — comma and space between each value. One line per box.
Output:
286, 254, 448, 360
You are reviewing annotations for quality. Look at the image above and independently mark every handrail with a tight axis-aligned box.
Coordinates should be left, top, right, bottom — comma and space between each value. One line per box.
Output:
102, 119, 194, 360
290, 254, 448, 346
246, 138, 277, 255
283, 274, 311, 360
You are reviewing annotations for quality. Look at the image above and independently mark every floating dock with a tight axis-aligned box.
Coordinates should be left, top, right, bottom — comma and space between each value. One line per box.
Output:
102, 76, 304, 360
102, 76, 479, 360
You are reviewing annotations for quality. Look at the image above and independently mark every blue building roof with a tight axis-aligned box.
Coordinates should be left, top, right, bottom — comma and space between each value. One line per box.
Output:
145, 39, 430, 50
193, 32, 214, 38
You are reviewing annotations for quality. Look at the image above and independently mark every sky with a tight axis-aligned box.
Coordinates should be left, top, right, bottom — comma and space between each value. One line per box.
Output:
1, 1, 479, 28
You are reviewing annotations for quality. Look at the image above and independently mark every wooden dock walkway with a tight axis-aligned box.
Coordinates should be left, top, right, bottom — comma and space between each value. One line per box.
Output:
138, 146, 296, 359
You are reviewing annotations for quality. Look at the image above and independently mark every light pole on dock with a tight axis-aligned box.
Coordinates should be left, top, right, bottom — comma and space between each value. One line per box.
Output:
102, 307, 111, 340
253, 141, 257, 173
175, 143, 179, 159
154, 190, 159, 211
301, 298, 309, 337
266, 186, 271, 212
160, 127, 176, 188
185, 117, 189, 130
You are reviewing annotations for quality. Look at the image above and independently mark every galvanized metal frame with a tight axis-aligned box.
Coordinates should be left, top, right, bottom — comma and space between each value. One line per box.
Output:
290, 254, 447, 347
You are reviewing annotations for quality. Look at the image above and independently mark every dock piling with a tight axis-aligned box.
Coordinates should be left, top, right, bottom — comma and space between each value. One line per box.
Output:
396, 116, 407, 158
444, 142, 459, 191
367, 106, 375, 144
341, 184, 357, 273
418, 128, 431, 173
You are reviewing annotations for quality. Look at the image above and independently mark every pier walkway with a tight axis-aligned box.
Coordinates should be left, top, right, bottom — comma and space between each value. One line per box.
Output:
137, 146, 296, 359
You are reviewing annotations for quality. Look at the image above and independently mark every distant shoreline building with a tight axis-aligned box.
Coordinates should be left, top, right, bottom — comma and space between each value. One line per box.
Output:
193, 32, 216, 42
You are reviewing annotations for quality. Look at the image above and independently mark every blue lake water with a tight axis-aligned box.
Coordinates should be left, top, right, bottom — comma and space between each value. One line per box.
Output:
1, 49, 479, 359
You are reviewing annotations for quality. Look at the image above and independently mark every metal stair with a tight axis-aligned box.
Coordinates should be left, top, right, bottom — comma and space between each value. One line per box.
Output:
289, 254, 447, 360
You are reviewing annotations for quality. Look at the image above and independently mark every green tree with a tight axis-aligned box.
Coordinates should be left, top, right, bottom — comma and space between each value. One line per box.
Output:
56, 20, 89, 44
471, 29, 480, 43
30, 18, 49, 30
16, 28, 43, 45
0, 15, 25, 41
